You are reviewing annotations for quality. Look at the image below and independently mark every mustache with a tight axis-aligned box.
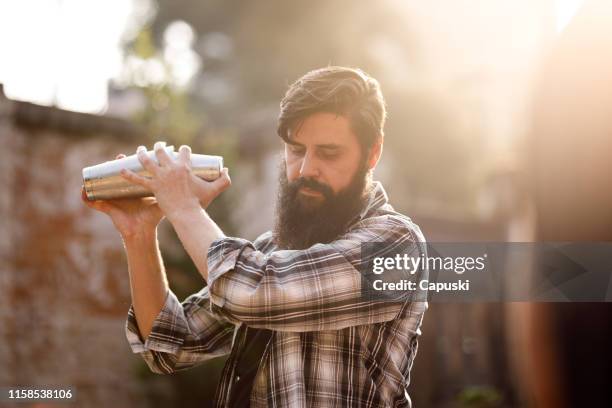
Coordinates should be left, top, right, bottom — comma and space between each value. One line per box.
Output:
290, 177, 334, 198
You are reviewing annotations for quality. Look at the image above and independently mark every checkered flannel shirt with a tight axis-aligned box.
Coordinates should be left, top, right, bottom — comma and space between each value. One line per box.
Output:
126, 181, 428, 407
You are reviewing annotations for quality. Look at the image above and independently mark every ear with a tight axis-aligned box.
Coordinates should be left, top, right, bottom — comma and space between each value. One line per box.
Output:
366, 137, 383, 171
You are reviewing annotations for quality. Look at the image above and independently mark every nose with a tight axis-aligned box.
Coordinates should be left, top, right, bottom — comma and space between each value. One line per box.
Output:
298, 151, 320, 179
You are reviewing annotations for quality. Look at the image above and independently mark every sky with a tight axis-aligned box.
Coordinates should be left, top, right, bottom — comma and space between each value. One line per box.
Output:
0, 0, 138, 113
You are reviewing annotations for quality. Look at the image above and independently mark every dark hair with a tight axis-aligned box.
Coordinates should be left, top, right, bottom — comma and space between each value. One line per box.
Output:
277, 66, 386, 151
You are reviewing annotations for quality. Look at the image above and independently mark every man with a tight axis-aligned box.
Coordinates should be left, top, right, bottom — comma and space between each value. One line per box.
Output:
83, 66, 428, 407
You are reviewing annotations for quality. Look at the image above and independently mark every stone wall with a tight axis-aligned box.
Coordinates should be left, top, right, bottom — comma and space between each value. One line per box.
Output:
0, 92, 152, 407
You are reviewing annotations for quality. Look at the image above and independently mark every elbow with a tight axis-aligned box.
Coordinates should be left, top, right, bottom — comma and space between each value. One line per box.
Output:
208, 283, 257, 325
211, 301, 248, 326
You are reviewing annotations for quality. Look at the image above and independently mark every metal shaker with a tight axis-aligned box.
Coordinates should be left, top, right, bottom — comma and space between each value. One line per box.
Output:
82, 145, 223, 200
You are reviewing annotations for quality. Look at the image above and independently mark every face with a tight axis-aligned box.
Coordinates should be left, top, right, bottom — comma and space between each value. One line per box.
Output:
273, 112, 382, 249
285, 112, 372, 209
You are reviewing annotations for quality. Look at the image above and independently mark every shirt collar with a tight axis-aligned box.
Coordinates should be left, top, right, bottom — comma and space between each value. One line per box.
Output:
356, 181, 389, 222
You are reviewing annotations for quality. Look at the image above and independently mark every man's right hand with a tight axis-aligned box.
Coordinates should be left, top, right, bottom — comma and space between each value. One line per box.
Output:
81, 153, 164, 239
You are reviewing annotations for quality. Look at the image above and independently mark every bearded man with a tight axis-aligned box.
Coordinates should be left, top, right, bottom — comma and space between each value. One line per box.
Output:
83, 66, 428, 407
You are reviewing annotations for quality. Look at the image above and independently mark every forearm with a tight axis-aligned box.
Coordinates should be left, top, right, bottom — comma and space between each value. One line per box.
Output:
167, 206, 225, 282
123, 229, 169, 339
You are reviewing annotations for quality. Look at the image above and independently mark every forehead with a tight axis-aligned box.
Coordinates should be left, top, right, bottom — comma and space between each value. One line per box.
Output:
289, 112, 358, 147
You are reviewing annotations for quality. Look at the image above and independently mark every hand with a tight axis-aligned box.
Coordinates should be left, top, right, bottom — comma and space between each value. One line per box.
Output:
168, 143, 231, 209
81, 153, 164, 239
119, 142, 231, 221
191, 166, 231, 209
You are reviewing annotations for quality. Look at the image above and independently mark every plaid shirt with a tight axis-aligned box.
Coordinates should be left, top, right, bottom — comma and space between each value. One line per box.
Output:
126, 181, 428, 407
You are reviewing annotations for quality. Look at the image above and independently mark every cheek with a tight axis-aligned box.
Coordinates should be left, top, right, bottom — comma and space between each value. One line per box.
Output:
285, 156, 301, 182
324, 156, 361, 192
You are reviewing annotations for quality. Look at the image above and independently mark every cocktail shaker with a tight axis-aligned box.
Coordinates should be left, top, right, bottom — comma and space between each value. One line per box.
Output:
82, 145, 223, 200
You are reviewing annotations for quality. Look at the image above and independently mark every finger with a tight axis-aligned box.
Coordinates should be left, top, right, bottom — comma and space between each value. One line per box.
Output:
148, 201, 164, 220
89, 200, 115, 213
136, 145, 159, 174
120, 168, 153, 189
178, 145, 191, 167
81, 186, 94, 207
154, 141, 173, 166
81, 186, 99, 206
115, 153, 126, 160
222, 167, 231, 184
81, 186, 115, 213
212, 167, 231, 193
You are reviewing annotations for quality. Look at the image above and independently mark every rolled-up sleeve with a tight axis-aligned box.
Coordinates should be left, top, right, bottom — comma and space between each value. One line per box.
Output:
125, 286, 236, 374
206, 214, 427, 332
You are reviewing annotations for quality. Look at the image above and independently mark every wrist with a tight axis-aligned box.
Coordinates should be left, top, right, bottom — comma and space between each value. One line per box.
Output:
165, 200, 204, 225
121, 227, 158, 246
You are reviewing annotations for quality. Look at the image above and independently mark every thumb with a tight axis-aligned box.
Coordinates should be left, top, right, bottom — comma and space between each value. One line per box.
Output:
148, 201, 164, 220
211, 167, 231, 193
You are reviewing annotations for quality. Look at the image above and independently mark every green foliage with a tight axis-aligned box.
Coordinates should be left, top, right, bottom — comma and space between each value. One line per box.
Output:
122, 27, 201, 146
134, 84, 200, 146
457, 386, 503, 408
133, 29, 157, 59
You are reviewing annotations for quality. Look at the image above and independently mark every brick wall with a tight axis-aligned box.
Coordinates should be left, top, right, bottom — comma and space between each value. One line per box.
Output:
0, 91, 151, 407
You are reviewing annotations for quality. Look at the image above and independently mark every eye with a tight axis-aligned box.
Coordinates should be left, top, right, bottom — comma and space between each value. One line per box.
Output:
289, 145, 305, 156
319, 150, 340, 160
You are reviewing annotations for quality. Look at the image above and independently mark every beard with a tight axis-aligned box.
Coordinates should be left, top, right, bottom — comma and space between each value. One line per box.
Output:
273, 159, 372, 250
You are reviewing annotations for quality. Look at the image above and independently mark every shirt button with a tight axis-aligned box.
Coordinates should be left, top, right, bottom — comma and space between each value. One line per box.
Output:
235, 375, 241, 383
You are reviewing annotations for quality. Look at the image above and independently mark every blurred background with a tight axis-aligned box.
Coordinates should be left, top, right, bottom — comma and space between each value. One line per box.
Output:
1, 0, 611, 407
